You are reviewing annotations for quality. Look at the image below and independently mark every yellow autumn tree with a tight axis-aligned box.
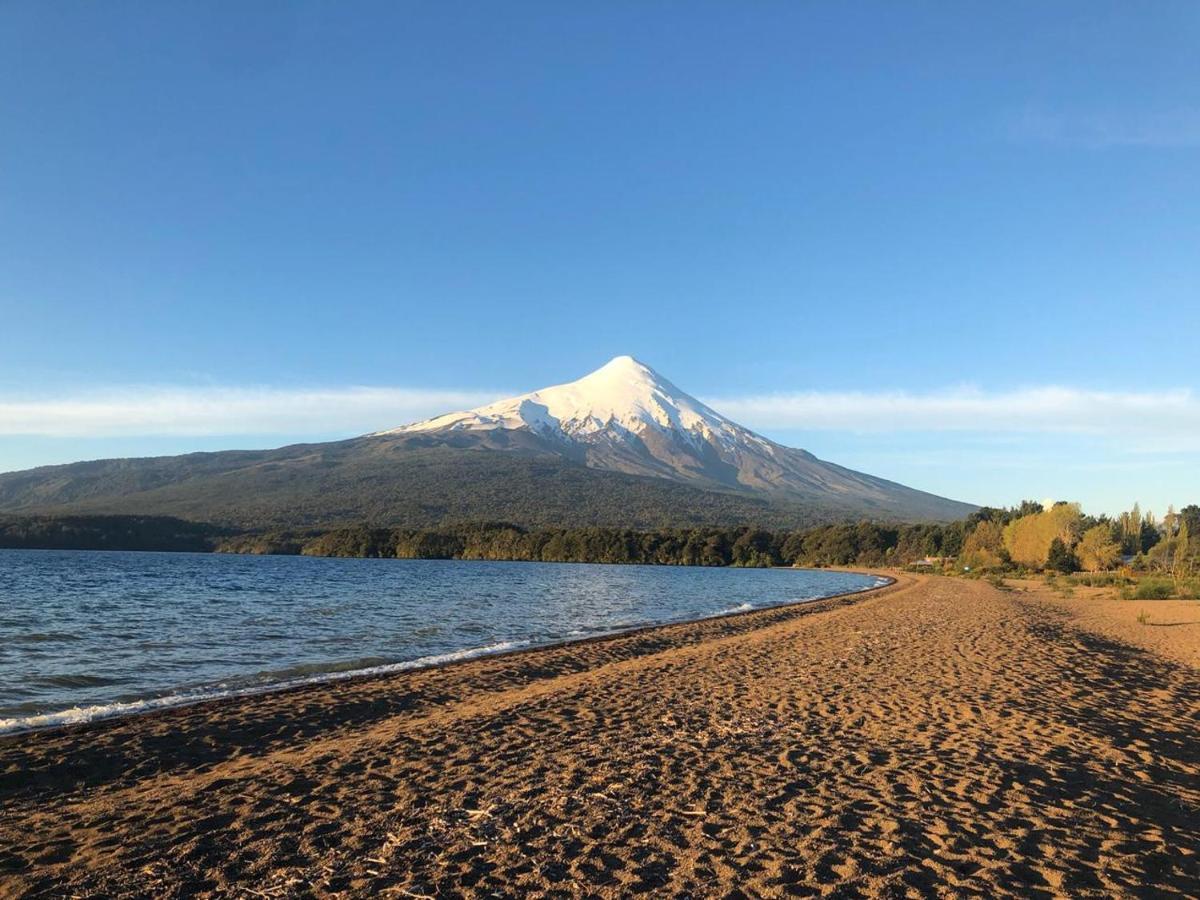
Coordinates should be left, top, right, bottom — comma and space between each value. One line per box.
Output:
1076, 524, 1120, 572
1003, 503, 1083, 569
960, 520, 1005, 570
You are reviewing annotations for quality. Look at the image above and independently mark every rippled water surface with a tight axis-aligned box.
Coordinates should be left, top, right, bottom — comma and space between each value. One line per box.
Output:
0, 550, 884, 732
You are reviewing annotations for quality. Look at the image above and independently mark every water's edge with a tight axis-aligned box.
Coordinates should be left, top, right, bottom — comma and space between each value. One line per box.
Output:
0, 570, 894, 738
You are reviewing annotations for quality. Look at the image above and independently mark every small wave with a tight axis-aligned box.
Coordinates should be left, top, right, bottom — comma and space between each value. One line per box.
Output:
29, 673, 126, 689
254, 656, 396, 680
0, 572, 889, 737
709, 601, 756, 617
10, 632, 83, 644
0, 639, 528, 737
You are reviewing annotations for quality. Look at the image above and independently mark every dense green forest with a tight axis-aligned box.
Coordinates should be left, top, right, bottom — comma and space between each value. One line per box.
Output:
0, 515, 228, 552
4, 503, 1196, 597
219, 502, 1200, 600
216, 501, 1200, 576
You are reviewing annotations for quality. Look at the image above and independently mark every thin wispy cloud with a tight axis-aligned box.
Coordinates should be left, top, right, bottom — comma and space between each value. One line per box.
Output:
0, 386, 501, 438
1003, 107, 1200, 149
2, 384, 1198, 443
710, 386, 1200, 439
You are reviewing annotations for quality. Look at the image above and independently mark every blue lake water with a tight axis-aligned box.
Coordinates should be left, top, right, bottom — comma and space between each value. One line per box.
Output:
0, 550, 884, 733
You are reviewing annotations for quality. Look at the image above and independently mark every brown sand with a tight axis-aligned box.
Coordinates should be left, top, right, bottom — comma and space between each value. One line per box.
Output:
2, 574, 1198, 898
1008, 577, 1200, 670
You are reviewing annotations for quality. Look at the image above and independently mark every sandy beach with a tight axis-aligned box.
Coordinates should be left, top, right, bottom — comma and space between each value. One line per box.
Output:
2, 573, 1198, 897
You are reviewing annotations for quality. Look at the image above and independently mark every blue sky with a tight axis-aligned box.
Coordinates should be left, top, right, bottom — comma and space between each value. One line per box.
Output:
2, 2, 1198, 515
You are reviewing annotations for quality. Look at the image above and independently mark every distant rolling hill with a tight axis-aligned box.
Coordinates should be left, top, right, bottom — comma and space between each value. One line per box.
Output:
0, 357, 975, 529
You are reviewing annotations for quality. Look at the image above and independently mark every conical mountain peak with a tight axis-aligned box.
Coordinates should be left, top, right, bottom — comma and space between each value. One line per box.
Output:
369, 359, 972, 520
590, 354, 652, 377
0, 355, 976, 527
568, 355, 659, 392
597, 354, 643, 370
382, 356, 743, 444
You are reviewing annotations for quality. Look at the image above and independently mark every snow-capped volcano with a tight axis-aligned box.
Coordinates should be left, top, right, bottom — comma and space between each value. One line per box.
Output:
383, 355, 757, 450
378, 356, 972, 520
0, 356, 975, 526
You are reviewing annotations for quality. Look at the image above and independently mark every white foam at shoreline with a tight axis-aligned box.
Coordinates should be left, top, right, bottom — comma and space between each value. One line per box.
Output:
1, 573, 894, 737
0, 640, 527, 737
710, 601, 756, 616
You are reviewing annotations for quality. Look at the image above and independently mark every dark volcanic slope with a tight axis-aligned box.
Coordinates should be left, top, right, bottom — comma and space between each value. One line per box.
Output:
0, 437, 829, 530
0, 357, 978, 529
379, 356, 976, 524
0, 432, 970, 530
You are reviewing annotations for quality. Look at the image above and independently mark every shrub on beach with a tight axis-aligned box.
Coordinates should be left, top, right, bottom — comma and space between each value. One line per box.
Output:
1066, 572, 1131, 588
1124, 578, 1174, 600
1175, 577, 1200, 600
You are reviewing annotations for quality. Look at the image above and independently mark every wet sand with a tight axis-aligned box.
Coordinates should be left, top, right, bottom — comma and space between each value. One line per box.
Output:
2, 574, 1198, 897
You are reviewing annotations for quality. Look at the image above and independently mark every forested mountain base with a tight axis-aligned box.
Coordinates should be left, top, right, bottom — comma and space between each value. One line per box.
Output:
0, 515, 229, 553
0, 443, 898, 531
5, 502, 1195, 581
0, 514, 963, 566
222, 520, 964, 568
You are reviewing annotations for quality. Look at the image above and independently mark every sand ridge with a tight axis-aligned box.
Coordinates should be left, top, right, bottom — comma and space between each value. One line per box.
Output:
2, 574, 1198, 897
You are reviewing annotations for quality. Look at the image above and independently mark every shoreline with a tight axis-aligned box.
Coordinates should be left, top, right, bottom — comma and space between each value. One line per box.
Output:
3, 572, 1198, 896
0, 569, 894, 741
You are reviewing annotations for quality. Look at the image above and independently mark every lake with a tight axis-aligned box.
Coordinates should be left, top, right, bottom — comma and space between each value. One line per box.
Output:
0, 550, 884, 733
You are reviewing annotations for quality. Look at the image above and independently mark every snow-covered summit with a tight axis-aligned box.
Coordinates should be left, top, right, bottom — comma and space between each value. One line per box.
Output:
0, 359, 975, 528
371, 355, 974, 520
381, 355, 757, 450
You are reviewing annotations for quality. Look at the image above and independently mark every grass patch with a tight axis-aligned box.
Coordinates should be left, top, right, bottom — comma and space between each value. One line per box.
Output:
1176, 577, 1200, 600
1066, 572, 1134, 588
1121, 578, 1175, 601
1043, 574, 1075, 597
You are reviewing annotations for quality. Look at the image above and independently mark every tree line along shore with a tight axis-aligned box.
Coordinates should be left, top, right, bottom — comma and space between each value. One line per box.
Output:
2, 502, 1197, 598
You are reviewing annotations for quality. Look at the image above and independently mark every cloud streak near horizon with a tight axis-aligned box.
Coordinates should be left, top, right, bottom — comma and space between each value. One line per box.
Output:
0, 387, 502, 438
2, 384, 1198, 442
710, 386, 1200, 440
1003, 107, 1200, 149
